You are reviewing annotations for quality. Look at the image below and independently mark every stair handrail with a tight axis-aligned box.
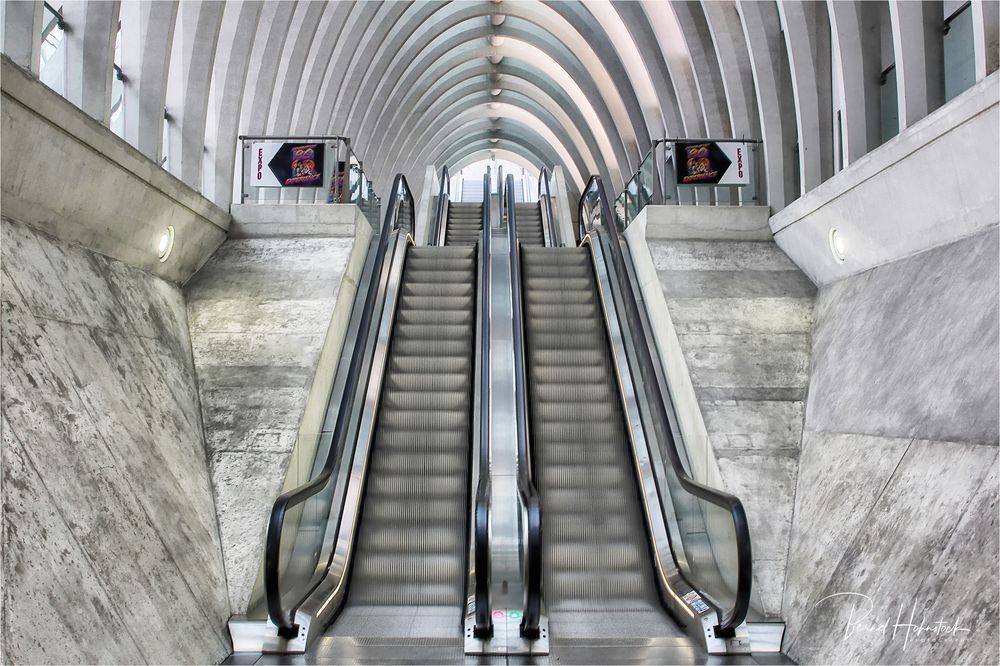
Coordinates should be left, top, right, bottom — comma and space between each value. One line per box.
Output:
538, 167, 558, 246
263, 174, 415, 637
507, 173, 543, 638
471, 167, 493, 637
432, 165, 450, 246
578, 175, 752, 632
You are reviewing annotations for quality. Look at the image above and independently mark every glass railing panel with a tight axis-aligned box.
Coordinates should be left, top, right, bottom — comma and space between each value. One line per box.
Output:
638, 152, 655, 211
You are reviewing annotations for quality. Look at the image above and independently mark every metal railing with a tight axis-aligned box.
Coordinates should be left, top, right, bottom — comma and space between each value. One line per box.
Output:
239, 135, 379, 223
470, 167, 493, 637
537, 168, 558, 247
263, 174, 414, 640
506, 174, 543, 639
579, 176, 752, 636
431, 165, 450, 246
616, 138, 764, 229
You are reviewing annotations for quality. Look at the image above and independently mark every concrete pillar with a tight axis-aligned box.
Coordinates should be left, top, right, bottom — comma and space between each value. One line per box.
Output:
670, 0, 732, 137
736, 0, 799, 210
1, 0, 43, 75
119, 0, 178, 160
164, 0, 224, 190
828, 0, 885, 164
777, 0, 835, 190
972, 0, 1000, 81
889, 0, 946, 130
61, 0, 119, 124
203, 1, 262, 207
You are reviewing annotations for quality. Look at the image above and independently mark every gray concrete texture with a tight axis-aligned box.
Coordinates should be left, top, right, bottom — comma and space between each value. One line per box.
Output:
1, 56, 229, 286
185, 234, 353, 613
1, 218, 230, 664
648, 237, 816, 619
782, 226, 1000, 665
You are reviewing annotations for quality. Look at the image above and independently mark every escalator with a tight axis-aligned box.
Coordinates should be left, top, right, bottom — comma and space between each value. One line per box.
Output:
506, 172, 756, 661
514, 203, 544, 246
325, 245, 475, 639
230, 170, 493, 662
521, 246, 681, 641
445, 203, 483, 246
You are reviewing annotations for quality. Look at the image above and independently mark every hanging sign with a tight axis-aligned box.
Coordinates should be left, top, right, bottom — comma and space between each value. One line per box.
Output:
674, 141, 749, 186
250, 142, 325, 188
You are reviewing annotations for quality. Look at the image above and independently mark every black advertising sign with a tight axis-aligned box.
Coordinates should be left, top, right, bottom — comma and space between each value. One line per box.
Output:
674, 141, 749, 186
251, 142, 325, 188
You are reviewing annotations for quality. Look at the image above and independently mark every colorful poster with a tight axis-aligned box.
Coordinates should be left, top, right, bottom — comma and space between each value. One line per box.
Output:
250, 142, 325, 188
674, 141, 749, 186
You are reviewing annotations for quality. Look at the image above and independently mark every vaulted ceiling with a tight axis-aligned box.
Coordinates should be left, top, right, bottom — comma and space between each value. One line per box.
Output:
4, 0, 996, 212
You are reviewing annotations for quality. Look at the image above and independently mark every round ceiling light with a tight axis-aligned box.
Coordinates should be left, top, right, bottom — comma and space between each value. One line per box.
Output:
828, 227, 846, 263
157, 225, 175, 262
490, 88, 502, 96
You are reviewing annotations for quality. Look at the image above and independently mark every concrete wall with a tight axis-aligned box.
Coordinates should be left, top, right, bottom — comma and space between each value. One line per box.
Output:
0, 55, 228, 285
1, 218, 230, 664
771, 71, 998, 286
625, 205, 814, 621
185, 206, 369, 613
782, 226, 999, 664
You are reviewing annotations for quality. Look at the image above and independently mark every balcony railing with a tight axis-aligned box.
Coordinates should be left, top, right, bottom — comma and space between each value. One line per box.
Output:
616, 138, 764, 228
239, 135, 379, 224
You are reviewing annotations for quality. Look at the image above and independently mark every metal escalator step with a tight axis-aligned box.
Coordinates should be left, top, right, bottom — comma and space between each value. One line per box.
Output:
521, 246, 664, 616
344, 244, 475, 615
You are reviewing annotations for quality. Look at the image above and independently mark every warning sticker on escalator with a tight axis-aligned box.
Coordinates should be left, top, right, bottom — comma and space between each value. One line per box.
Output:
683, 590, 711, 614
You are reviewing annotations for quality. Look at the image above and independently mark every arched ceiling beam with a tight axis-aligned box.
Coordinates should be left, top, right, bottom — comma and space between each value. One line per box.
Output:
583, 0, 667, 141
203, 0, 262, 207
287, 1, 356, 134
362, 54, 618, 189
670, 0, 732, 136
265, 1, 327, 134
737, 0, 799, 208
120, 0, 176, 160
827, 0, 884, 164
397, 106, 585, 194
610, 0, 685, 137
639, 0, 707, 136
702, 1, 760, 140
777, 0, 835, 191
238, 1, 295, 134
379, 78, 599, 183
164, 0, 224, 189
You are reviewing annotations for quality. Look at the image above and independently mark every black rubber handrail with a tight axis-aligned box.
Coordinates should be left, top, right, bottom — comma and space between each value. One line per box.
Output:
472, 167, 493, 637
578, 176, 752, 633
538, 167, 558, 246
507, 174, 543, 639
264, 174, 415, 637
432, 165, 450, 246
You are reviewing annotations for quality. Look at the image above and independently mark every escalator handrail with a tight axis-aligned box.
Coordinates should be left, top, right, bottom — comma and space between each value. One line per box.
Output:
577, 175, 752, 632
507, 174, 543, 639
264, 173, 415, 636
538, 167, 558, 246
472, 168, 493, 637
432, 165, 449, 246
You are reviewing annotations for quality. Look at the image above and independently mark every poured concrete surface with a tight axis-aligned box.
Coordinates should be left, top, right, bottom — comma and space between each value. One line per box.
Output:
1, 218, 230, 663
186, 229, 358, 614
647, 238, 815, 619
782, 227, 999, 664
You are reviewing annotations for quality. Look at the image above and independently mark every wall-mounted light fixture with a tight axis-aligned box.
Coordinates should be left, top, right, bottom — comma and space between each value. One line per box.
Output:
828, 227, 846, 263
158, 225, 175, 262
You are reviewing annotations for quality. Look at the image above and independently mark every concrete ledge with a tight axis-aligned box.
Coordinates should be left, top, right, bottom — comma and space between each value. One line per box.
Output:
639, 205, 773, 241
0, 55, 229, 285
770, 72, 999, 286
229, 203, 362, 238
